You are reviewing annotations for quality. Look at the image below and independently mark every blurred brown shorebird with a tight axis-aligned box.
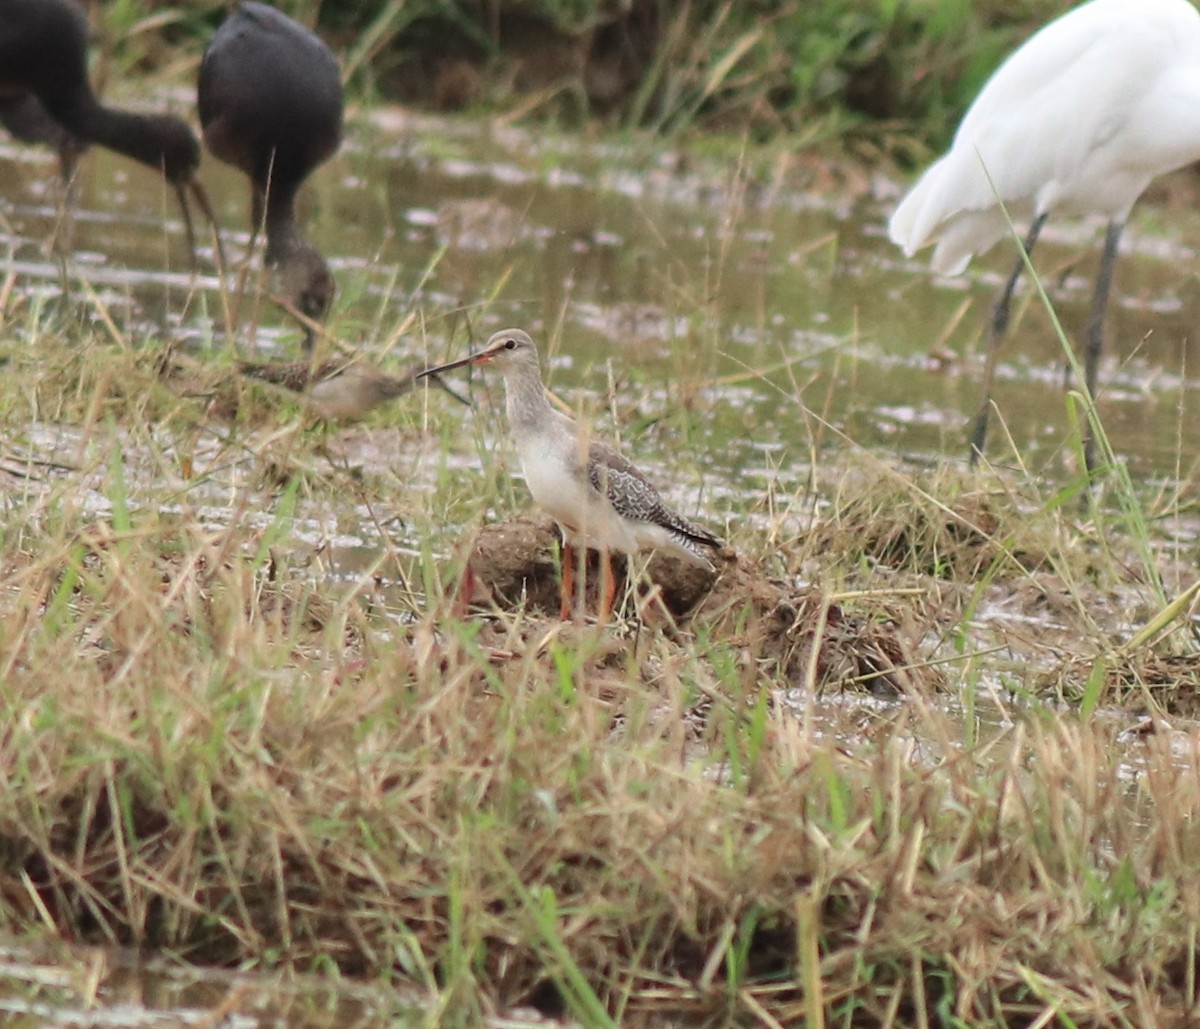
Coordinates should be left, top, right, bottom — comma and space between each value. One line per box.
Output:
239, 358, 469, 420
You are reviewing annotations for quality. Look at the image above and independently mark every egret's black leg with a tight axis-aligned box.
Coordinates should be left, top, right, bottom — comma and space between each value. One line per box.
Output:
969, 211, 1048, 465
1080, 219, 1123, 475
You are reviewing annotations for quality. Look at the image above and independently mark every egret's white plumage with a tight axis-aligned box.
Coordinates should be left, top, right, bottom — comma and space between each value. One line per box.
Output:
890, 0, 1200, 273
888, 0, 1200, 469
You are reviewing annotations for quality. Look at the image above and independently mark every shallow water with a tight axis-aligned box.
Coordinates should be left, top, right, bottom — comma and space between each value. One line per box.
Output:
0, 949, 376, 1026
4, 110, 1199, 484
4, 111, 1197, 689
0, 939, 466, 1027
2, 107, 1197, 1018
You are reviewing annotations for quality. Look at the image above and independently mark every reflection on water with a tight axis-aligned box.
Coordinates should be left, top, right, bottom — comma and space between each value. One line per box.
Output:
2, 111, 1198, 484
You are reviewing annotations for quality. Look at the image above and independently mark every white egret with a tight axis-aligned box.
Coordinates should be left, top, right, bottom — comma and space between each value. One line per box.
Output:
888, 0, 1200, 470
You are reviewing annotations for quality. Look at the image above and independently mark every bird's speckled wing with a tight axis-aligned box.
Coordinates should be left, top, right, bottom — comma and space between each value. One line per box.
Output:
238, 359, 345, 391
587, 442, 722, 552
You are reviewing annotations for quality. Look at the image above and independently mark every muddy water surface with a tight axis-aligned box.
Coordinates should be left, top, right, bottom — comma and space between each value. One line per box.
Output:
5, 110, 1199, 481
0, 939, 396, 1027
3, 108, 1199, 1022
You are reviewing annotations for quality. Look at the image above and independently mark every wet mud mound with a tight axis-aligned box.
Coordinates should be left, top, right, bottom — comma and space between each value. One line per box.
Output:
462, 515, 937, 695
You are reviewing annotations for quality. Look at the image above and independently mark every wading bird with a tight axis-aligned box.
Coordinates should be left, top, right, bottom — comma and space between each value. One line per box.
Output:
199, 2, 344, 347
887, 0, 1200, 473
0, 0, 219, 262
238, 359, 419, 421
0, 95, 86, 184
418, 329, 722, 621
238, 357, 469, 421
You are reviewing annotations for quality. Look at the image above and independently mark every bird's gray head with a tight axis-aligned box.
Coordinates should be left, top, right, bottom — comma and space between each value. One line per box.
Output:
472, 329, 539, 370
414, 328, 541, 382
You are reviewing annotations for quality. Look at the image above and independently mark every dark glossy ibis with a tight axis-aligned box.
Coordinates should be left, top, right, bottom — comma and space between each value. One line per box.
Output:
199, 2, 344, 346
0, 95, 86, 184
0, 0, 219, 264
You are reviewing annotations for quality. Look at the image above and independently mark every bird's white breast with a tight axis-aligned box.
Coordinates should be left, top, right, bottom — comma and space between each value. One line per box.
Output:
515, 430, 640, 553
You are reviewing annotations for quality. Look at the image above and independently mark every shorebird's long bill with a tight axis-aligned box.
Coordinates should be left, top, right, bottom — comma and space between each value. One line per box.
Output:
415, 341, 504, 381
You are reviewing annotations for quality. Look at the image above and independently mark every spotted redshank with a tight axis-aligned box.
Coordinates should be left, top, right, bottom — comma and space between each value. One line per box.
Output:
418, 329, 722, 620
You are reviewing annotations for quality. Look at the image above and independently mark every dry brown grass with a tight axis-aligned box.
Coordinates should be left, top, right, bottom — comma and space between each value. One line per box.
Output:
2, 315, 1200, 1025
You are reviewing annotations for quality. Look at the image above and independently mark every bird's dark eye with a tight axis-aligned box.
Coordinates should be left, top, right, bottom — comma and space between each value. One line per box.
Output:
504, 338, 517, 350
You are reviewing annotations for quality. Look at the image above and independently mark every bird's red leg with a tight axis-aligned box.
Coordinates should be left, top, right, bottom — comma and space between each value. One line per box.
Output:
559, 540, 575, 621
452, 561, 475, 619
599, 549, 616, 623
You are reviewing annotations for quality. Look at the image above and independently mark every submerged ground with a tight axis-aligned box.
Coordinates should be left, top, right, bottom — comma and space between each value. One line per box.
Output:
1, 90, 1200, 1024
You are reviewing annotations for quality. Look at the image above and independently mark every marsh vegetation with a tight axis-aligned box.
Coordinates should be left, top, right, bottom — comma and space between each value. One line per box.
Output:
1, 2, 1199, 1025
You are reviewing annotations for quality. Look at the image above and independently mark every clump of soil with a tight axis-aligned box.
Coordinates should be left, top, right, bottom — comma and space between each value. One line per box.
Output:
1042, 651, 1200, 719
461, 514, 937, 695
462, 513, 718, 617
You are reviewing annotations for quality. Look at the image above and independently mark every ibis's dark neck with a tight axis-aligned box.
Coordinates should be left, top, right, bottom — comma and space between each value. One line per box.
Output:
251, 180, 305, 256
262, 212, 310, 267
48, 91, 190, 180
